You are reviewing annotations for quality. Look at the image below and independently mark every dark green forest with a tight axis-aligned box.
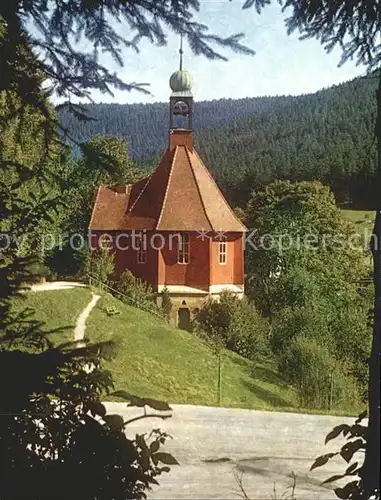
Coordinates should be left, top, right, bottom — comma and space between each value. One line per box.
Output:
59, 74, 377, 209
59, 95, 291, 158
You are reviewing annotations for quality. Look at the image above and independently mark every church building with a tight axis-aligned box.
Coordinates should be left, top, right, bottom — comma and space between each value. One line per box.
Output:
89, 50, 247, 327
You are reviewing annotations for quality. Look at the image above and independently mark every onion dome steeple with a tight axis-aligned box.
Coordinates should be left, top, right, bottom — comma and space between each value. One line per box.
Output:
169, 70, 193, 92
169, 33, 193, 93
169, 34, 193, 132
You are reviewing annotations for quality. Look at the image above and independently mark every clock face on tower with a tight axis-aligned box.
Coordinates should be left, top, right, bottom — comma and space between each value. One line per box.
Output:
173, 100, 189, 116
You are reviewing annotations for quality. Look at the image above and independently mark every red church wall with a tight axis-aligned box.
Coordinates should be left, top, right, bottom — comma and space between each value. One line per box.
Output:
116, 246, 159, 288
90, 230, 244, 290
234, 235, 245, 284
158, 232, 209, 290
209, 233, 244, 285
90, 230, 159, 288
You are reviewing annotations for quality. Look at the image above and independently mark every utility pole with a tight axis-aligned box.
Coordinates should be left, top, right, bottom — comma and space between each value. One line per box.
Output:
328, 371, 334, 411
217, 352, 222, 406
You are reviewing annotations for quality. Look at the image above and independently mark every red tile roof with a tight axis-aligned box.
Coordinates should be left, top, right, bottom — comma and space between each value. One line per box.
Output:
89, 130, 246, 232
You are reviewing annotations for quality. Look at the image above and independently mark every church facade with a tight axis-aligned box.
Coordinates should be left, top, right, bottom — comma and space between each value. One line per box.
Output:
89, 60, 247, 327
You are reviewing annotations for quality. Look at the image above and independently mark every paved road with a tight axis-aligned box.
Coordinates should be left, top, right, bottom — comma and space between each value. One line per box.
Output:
104, 403, 359, 500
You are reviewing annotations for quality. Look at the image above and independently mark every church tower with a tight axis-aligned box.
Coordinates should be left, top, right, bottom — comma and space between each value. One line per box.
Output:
169, 35, 193, 131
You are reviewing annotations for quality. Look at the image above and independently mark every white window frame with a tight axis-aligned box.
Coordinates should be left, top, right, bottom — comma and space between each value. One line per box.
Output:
178, 233, 190, 264
218, 240, 227, 265
136, 233, 147, 264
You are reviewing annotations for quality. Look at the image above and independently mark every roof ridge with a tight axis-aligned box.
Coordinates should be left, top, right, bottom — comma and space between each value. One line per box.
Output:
156, 146, 178, 229
125, 149, 169, 216
125, 177, 151, 216
185, 146, 213, 231
192, 149, 248, 232
88, 185, 102, 229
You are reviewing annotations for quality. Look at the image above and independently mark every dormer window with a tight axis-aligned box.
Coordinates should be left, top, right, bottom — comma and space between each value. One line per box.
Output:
178, 233, 190, 264
219, 241, 227, 264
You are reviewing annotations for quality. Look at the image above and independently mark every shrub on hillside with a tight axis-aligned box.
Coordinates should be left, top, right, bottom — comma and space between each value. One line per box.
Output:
161, 286, 172, 321
114, 270, 160, 313
271, 302, 371, 399
84, 246, 115, 285
279, 336, 362, 410
194, 290, 269, 359
46, 241, 87, 280
270, 304, 331, 355
329, 307, 371, 392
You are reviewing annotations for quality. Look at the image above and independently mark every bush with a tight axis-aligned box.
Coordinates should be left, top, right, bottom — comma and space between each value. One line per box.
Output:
45, 241, 88, 280
270, 304, 331, 355
279, 336, 362, 410
161, 286, 172, 320
113, 270, 160, 313
194, 290, 269, 359
330, 307, 371, 392
84, 246, 115, 285
271, 302, 371, 400
28, 261, 53, 282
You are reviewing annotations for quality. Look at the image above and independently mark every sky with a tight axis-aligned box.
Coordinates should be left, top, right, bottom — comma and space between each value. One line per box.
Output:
89, 1, 365, 105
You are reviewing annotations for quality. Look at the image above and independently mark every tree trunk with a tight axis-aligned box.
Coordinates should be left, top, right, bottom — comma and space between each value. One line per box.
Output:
362, 67, 381, 498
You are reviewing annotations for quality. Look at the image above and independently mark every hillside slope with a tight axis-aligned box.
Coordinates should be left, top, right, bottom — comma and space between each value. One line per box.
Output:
197, 75, 377, 207
12, 287, 365, 415
87, 293, 297, 410
58, 95, 290, 159
11, 288, 92, 343
13, 287, 297, 410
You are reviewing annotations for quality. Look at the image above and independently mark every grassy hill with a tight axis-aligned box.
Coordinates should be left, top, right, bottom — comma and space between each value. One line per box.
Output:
12, 287, 298, 411
86, 292, 297, 411
10, 288, 92, 343
12, 286, 364, 415
341, 209, 375, 232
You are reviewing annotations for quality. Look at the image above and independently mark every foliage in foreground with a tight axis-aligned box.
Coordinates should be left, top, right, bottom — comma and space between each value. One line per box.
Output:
311, 411, 369, 500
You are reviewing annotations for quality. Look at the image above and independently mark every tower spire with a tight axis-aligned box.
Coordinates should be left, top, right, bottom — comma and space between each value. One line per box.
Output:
179, 33, 183, 71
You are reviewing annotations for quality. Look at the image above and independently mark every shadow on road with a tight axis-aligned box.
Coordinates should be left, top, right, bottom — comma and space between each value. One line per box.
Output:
236, 456, 335, 493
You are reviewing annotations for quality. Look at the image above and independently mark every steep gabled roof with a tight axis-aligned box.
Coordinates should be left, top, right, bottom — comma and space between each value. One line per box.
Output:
89, 130, 246, 232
